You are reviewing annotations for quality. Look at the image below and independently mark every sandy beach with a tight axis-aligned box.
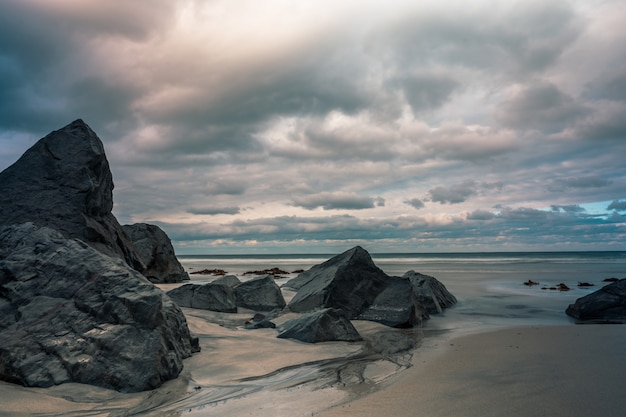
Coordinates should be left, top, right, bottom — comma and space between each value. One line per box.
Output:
318, 324, 626, 417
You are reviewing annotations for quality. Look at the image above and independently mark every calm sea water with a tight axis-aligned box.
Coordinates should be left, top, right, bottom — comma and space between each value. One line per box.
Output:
178, 251, 626, 333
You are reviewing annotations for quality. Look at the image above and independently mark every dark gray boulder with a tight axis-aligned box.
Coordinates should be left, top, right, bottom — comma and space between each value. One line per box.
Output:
123, 223, 189, 283
358, 276, 429, 328
0, 223, 200, 392
277, 309, 362, 343
403, 270, 457, 314
566, 279, 626, 322
213, 274, 241, 287
167, 283, 237, 313
285, 246, 389, 318
234, 275, 286, 311
0, 119, 144, 271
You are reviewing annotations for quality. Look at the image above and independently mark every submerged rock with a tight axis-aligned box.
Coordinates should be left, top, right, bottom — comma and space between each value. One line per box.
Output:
234, 275, 286, 311
167, 283, 237, 313
123, 223, 189, 283
0, 223, 199, 392
285, 246, 389, 318
566, 279, 626, 323
277, 309, 362, 343
0, 119, 144, 271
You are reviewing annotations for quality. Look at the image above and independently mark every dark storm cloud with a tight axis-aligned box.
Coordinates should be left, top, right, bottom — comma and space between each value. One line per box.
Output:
496, 81, 589, 133
292, 193, 381, 210
608, 200, 626, 211
187, 206, 241, 216
405, 198, 425, 210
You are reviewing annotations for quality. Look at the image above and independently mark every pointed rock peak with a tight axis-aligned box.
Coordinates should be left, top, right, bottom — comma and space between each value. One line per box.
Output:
331, 245, 376, 266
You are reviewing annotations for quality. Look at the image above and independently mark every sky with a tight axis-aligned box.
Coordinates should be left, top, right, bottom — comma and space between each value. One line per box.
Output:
1, 0, 625, 254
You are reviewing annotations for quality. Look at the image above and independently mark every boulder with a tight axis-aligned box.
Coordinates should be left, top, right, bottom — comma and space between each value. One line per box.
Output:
0, 223, 200, 392
277, 309, 362, 343
166, 283, 237, 313
403, 270, 457, 314
0, 119, 144, 271
234, 275, 286, 311
213, 274, 241, 287
123, 223, 189, 283
358, 276, 429, 328
285, 246, 389, 318
565, 279, 626, 322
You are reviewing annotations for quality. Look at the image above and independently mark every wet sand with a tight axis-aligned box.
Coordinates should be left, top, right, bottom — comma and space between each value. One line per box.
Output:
317, 324, 626, 417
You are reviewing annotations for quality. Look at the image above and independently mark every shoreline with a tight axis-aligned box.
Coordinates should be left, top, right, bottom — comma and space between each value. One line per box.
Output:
316, 323, 626, 417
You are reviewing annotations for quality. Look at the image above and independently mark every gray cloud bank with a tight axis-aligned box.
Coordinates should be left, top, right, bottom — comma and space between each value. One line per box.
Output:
1, 0, 625, 253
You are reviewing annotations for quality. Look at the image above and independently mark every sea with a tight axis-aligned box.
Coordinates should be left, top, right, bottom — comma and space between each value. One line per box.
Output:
179, 251, 626, 333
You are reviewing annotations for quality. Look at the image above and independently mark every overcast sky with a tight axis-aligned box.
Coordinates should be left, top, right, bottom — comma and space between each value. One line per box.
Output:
1, 0, 625, 254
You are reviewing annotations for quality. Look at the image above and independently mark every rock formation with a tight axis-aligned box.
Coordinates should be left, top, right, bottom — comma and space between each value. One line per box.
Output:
0, 120, 199, 392
234, 275, 286, 311
403, 270, 457, 314
213, 275, 241, 287
123, 223, 189, 283
277, 309, 362, 343
0, 119, 144, 271
0, 223, 199, 392
284, 246, 389, 318
167, 283, 237, 313
566, 279, 626, 322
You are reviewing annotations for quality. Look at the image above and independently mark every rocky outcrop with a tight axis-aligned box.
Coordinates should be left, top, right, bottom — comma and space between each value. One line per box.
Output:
234, 275, 286, 311
213, 275, 241, 287
166, 283, 237, 313
0, 119, 144, 271
277, 309, 362, 343
284, 246, 389, 318
358, 276, 429, 328
0, 223, 200, 392
403, 270, 457, 314
566, 279, 626, 323
123, 223, 189, 283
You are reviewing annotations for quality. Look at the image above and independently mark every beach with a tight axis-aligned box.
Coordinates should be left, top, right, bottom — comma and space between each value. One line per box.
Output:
0, 252, 624, 416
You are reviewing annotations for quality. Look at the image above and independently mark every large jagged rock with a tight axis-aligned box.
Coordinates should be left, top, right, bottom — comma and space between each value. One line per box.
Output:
166, 283, 237, 313
0, 119, 144, 271
566, 279, 626, 322
358, 276, 429, 328
0, 223, 200, 392
123, 223, 189, 283
403, 270, 457, 314
277, 309, 362, 343
234, 275, 286, 312
284, 246, 390, 318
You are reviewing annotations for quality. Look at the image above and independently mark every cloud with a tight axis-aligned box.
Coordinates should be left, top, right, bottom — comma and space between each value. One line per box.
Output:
608, 200, 626, 211
429, 180, 478, 204
548, 176, 611, 192
187, 206, 241, 216
405, 198, 425, 210
292, 192, 381, 210
551, 204, 585, 213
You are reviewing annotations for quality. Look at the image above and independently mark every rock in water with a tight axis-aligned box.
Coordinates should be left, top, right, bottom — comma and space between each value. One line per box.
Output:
403, 270, 457, 314
167, 283, 237, 313
277, 309, 362, 343
123, 223, 189, 283
566, 279, 626, 323
0, 119, 144, 271
285, 246, 389, 318
0, 223, 199, 392
234, 275, 286, 311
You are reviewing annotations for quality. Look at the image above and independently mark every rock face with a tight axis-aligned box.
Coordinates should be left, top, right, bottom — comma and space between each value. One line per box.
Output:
213, 275, 241, 287
358, 276, 429, 328
234, 275, 286, 311
0, 119, 144, 271
285, 246, 389, 318
123, 223, 189, 283
167, 283, 237, 313
566, 279, 626, 322
277, 309, 362, 343
0, 223, 199, 392
403, 270, 457, 314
